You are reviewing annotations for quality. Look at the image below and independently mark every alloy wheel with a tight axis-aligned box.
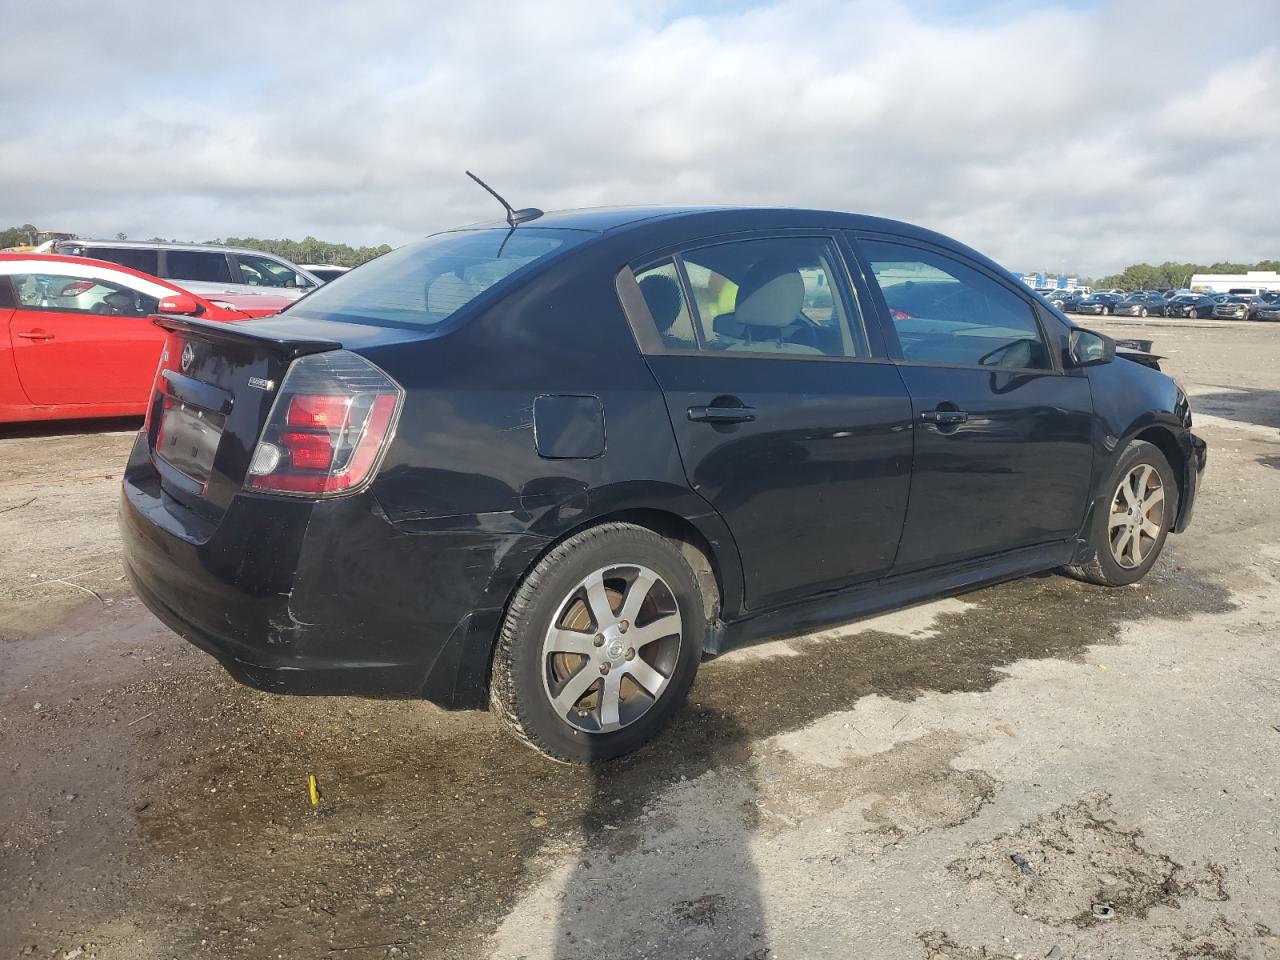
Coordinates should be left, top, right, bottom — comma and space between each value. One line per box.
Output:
541, 564, 682, 733
1108, 464, 1165, 569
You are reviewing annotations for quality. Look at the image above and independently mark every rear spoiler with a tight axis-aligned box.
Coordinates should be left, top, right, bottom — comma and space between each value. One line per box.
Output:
152, 313, 340, 361
1114, 338, 1163, 370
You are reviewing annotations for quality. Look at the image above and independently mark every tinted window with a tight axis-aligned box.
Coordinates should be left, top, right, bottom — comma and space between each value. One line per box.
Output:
236, 253, 302, 288
82, 247, 160, 275
288, 228, 590, 329
0, 277, 15, 309
165, 250, 233, 284
634, 261, 697, 349
654, 236, 866, 358
11, 273, 157, 316
860, 240, 1049, 370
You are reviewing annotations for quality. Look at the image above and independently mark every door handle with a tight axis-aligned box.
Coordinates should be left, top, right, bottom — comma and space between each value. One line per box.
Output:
920, 408, 968, 425
688, 404, 756, 423
15, 330, 55, 341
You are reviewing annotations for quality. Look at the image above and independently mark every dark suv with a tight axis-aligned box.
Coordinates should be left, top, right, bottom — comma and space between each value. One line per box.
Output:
120, 207, 1206, 762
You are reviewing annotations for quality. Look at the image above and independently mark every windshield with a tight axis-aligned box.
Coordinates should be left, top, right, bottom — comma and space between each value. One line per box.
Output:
287, 228, 591, 329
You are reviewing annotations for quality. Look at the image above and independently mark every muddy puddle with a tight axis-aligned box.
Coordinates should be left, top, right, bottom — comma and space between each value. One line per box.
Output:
83, 559, 1233, 958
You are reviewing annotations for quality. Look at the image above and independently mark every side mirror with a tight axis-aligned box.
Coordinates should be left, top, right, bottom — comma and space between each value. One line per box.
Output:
1068, 327, 1115, 367
156, 293, 200, 315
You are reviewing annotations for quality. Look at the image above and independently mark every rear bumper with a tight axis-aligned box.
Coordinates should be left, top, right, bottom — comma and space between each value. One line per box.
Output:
123, 552, 422, 696
1174, 431, 1206, 534
120, 432, 540, 705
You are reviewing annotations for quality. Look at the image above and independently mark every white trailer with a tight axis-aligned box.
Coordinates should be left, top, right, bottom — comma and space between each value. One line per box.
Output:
1189, 270, 1280, 295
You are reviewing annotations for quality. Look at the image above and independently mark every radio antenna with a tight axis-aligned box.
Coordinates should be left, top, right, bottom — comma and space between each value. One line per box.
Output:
465, 171, 543, 228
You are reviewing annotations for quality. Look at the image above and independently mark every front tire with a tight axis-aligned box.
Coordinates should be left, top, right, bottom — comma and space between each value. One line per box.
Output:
1067, 440, 1178, 587
489, 522, 705, 763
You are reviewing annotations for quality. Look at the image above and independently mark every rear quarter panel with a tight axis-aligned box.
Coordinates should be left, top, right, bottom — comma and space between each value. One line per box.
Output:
360, 236, 745, 612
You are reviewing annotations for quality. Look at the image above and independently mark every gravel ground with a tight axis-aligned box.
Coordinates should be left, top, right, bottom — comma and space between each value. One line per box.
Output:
1, 318, 1278, 960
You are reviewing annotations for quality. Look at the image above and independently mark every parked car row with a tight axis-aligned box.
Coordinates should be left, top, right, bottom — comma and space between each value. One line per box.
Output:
0, 238, 366, 422
1043, 288, 1280, 320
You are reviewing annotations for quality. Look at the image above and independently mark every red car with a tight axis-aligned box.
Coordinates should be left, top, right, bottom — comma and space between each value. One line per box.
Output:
0, 253, 291, 423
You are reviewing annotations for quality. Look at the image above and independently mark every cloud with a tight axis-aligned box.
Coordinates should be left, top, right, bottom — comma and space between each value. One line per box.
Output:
2, 0, 1276, 276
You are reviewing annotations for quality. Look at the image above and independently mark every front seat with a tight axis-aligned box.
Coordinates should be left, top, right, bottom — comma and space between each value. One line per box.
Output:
726, 259, 822, 355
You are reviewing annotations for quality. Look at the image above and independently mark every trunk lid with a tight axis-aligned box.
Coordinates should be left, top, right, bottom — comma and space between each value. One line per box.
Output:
147, 314, 342, 519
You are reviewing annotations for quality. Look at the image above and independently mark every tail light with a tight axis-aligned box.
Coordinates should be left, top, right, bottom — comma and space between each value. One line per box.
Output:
246, 350, 402, 497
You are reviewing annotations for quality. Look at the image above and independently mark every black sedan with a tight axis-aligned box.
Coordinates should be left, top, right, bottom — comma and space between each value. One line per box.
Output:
1113, 293, 1170, 317
1041, 289, 1081, 312
120, 205, 1206, 762
1254, 298, 1280, 322
1074, 293, 1123, 316
1165, 294, 1217, 318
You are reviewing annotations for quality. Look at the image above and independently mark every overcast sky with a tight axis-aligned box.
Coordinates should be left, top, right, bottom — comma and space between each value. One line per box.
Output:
3, 0, 1276, 276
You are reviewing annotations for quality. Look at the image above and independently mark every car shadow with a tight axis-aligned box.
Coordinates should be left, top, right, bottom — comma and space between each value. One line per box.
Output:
0, 416, 143, 439
546, 712, 768, 959
1189, 386, 1280, 430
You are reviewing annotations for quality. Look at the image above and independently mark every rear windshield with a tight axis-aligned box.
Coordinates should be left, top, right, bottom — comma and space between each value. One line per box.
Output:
287, 228, 591, 329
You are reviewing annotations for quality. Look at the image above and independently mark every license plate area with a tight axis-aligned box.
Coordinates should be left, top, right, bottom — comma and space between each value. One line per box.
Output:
156, 399, 225, 489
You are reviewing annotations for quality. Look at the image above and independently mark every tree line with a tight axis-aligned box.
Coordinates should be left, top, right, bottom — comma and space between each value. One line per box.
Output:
0, 224, 391, 268
1094, 259, 1280, 291
205, 237, 392, 267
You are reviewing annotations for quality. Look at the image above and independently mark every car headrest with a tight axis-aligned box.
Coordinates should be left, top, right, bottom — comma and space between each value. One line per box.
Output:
638, 274, 684, 333
735, 258, 804, 329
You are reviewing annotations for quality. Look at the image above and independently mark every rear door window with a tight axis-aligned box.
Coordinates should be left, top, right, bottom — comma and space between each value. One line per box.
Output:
81, 247, 160, 276
633, 236, 868, 358
632, 261, 697, 349
858, 239, 1051, 371
165, 250, 234, 284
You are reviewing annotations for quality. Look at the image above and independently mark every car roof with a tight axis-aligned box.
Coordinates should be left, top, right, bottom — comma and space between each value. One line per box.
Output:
56, 238, 299, 259
454, 206, 724, 232
458, 205, 951, 237
447, 205, 1005, 271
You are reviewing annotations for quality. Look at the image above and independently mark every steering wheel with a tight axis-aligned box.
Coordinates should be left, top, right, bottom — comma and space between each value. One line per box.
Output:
782, 312, 821, 348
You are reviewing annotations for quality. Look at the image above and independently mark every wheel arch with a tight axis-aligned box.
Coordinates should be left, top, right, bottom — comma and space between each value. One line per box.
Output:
434, 488, 743, 710
1095, 423, 1188, 531
1133, 425, 1185, 501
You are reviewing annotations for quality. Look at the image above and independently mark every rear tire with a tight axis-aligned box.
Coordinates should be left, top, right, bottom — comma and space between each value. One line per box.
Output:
489, 522, 705, 763
1066, 440, 1178, 587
